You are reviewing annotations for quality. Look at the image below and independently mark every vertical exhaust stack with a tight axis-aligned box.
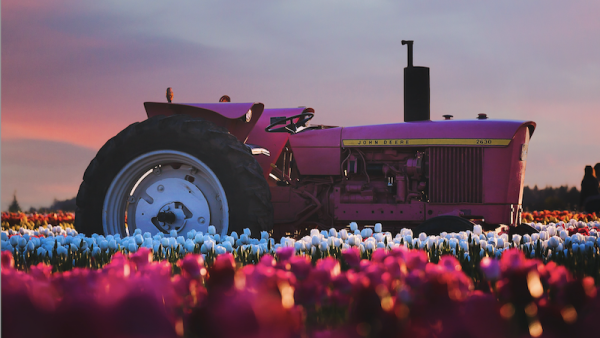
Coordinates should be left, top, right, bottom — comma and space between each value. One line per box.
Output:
402, 40, 430, 122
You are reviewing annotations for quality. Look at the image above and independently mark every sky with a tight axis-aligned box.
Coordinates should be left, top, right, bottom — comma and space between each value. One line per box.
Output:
1, 0, 599, 210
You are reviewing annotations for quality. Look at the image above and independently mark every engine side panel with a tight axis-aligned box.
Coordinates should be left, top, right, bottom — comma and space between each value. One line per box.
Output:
289, 127, 342, 176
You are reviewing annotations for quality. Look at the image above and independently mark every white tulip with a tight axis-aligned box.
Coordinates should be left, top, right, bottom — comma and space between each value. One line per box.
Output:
329, 228, 338, 237
312, 235, 321, 247
548, 237, 560, 249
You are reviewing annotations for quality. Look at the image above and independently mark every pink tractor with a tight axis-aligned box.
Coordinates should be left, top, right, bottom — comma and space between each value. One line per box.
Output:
75, 41, 536, 238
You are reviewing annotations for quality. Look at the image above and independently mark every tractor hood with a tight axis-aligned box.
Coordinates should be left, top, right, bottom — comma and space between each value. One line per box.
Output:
341, 119, 536, 147
144, 102, 264, 143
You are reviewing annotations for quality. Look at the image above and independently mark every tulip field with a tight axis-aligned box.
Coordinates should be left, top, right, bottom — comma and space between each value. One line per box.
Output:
2, 211, 600, 337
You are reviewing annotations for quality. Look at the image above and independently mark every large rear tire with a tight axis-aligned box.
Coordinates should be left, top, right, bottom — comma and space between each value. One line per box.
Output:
75, 114, 273, 237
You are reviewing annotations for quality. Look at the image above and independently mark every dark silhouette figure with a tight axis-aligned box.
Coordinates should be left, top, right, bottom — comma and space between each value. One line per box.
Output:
580, 165, 600, 212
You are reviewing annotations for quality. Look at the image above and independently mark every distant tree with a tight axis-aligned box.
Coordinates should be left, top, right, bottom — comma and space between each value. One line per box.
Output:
8, 192, 22, 213
522, 185, 580, 211
49, 197, 76, 212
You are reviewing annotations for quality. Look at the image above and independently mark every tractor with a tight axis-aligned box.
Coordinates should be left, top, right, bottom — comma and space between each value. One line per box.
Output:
75, 41, 536, 238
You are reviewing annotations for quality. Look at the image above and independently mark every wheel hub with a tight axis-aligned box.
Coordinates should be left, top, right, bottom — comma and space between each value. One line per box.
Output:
134, 177, 211, 234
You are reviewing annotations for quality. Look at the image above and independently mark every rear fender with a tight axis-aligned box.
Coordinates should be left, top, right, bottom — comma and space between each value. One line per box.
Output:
144, 102, 264, 143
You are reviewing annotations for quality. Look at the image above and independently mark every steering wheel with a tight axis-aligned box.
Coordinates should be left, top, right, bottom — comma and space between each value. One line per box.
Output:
265, 112, 315, 134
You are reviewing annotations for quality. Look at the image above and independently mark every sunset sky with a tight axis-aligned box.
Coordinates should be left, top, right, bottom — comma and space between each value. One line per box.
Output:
2, 0, 599, 210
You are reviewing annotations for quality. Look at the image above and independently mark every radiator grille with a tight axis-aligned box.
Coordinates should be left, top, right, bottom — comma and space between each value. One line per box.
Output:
429, 147, 483, 203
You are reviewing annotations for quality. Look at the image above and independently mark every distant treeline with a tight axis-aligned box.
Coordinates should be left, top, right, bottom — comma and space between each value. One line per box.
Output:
522, 185, 580, 212
30, 197, 76, 213
25, 185, 581, 213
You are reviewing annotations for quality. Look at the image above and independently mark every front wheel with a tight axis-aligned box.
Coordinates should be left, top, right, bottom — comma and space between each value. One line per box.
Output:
75, 115, 273, 237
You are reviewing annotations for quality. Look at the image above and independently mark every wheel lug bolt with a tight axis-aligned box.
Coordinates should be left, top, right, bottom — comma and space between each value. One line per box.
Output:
157, 185, 164, 192
153, 168, 161, 175
128, 196, 136, 203
198, 217, 205, 224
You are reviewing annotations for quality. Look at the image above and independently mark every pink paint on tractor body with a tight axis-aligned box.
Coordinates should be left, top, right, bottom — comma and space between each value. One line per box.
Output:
140, 42, 536, 233
145, 101, 535, 232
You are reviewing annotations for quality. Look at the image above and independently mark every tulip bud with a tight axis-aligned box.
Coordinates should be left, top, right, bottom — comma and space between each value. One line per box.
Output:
350, 222, 358, 232
449, 238, 458, 250
548, 237, 559, 249
340, 229, 348, 240
327, 237, 334, 247
360, 228, 369, 238
473, 224, 482, 235
374, 223, 382, 233
419, 232, 427, 241
57, 246, 68, 257
17, 237, 27, 249
329, 228, 338, 238
480, 257, 500, 280
36, 247, 47, 256
151, 239, 164, 251
26, 240, 35, 252
243, 228, 251, 236
184, 239, 195, 252
311, 235, 320, 247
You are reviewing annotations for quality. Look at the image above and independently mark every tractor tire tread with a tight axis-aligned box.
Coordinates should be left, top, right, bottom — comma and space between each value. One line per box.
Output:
75, 114, 273, 236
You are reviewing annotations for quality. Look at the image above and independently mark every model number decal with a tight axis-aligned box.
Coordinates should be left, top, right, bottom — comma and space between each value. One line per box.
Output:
342, 138, 511, 147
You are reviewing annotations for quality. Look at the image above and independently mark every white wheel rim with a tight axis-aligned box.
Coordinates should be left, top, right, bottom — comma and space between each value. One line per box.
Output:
103, 150, 229, 237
